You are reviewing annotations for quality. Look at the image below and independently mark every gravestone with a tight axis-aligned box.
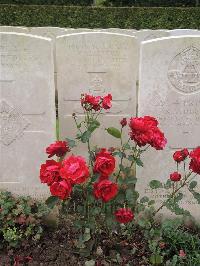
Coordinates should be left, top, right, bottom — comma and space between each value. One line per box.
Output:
169, 29, 200, 36
134, 30, 169, 42
137, 36, 200, 222
29, 27, 67, 93
101, 28, 136, 35
56, 32, 139, 157
0, 26, 29, 33
0, 33, 55, 199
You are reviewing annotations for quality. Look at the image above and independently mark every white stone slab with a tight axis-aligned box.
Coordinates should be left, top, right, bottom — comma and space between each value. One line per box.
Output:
135, 29, 169, 42
0, 26, 29, 33
100, 28, 136, 35
137, 36, 200, 222
0, 33, 56, 199
56, 32, 139, 157
168, 29, 200, 36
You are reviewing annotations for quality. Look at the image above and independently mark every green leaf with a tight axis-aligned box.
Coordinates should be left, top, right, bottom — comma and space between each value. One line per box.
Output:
128, 155, 135, 162
126, 176, 137, 185
88, 119, 100, 133
65, 137, 76, 148
189, 190, 200, 204
83, 228, 91, 242
123, 143, 131, 150
85, 260, 95, 266
106, 127, 121, 139
81, 130, 91, 143
189, 181, 198, 190
45, 196, 60, 209
164, 179, 172, 189
126, 189, 139, 204
148, 200, 155, 206
150, 254, 163, 265
149, 180, 163, 189
135, 158, 144, 167
140, 196, 149, 203
113, 151, 125, 158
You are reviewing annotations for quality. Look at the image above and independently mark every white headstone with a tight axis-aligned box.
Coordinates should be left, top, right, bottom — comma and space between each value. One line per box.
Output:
0, 26, 29, 33
0, 33, 56, 199
56, 32, 139, 156
135, 29, 169, 42
101, 28, 136, 35
137, 36, 200, 222
169, 29, 200, 36
29, 27, 67, 93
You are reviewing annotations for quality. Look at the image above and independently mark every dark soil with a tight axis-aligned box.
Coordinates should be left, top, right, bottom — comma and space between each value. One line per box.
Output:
0, 219, 150, 266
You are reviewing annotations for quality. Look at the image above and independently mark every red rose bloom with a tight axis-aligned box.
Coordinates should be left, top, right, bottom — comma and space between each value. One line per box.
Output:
94, 148, 116, 177
120, 118, 127, 127
189, 147, 200, 174
173, 149, 189, 163
40, 160, 61, 185
81, 94, 101, 111
170, 172, 181, 182
102, 94, 112, 110
60, 155, 89, 184
50, 180, 72, 200
115, 208, 134, 224
93, 180, 118, 202
129, 116, 166, 150
150, 127, 167, 150
46, 141, 70, 158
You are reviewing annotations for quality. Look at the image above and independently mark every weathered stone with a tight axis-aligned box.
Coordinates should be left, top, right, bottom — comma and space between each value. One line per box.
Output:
0, 33, 56, 199
137, 36, 200, 222
56, 32, 139, 157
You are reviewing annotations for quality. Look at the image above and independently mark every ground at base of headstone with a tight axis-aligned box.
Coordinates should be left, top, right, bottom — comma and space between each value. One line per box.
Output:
0, 217, 200, 266
0, 217, 150, 266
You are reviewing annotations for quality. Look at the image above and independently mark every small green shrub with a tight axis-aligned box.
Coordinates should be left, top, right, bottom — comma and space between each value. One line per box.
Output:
0, 5, 199, 29
0, 191, 49, 248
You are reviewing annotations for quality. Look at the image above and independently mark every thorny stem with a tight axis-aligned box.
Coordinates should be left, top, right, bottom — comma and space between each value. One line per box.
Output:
153, 171, 193, 216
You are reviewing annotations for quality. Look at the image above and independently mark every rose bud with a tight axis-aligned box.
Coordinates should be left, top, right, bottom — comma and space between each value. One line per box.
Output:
120, 118, 127, 127
173, 148, 189, 163
170, 172, 181, 182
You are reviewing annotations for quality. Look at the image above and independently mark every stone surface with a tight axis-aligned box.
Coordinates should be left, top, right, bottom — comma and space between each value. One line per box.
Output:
168, 29, 200, 36
134, 29, 169, 42
56, 32, 139, 157
0, 26, 29, 33
0, 33, 56, 199
29, 27, 67, 93
137, 36, 200, 222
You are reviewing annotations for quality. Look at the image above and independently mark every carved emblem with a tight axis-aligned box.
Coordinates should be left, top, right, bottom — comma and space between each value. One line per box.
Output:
0, 100, 30, 145
168, 46, 200, 93
88, 72, 106, 95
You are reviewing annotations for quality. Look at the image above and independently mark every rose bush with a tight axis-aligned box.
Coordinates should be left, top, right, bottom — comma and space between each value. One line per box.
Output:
39, 92, 200, 257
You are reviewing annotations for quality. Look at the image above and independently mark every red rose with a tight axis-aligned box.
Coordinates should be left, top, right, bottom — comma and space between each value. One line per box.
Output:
173, 149, 189, 163
102, 94, 112, 110
60, 155, 89, 184
40, 160, 61, 185
189, 147, 200, 174
94, 148, 116, 177
46, 141, 70, 158
120, 118, 127, 127
170, 172, 181, 182
115, 208, 134, 224
81, 94, 101, 111
50, 180, 72, 200
150, 127, 167, 150
129, 116, 166, 150
93, 179, 118, 202
179, 250, 186, 258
